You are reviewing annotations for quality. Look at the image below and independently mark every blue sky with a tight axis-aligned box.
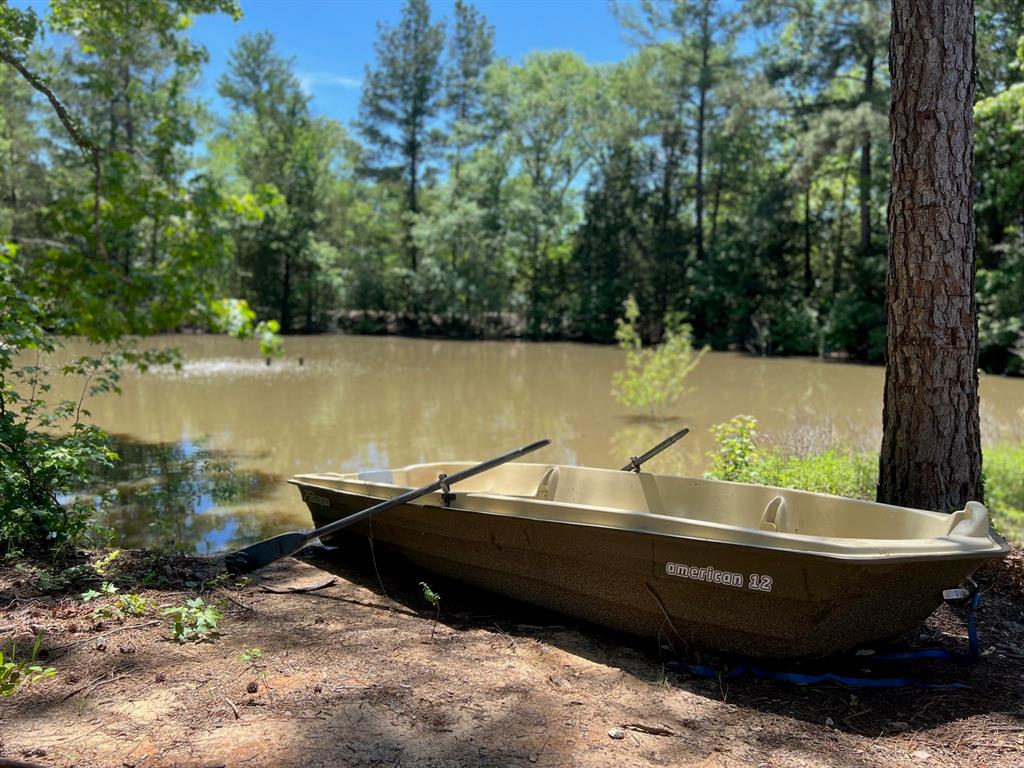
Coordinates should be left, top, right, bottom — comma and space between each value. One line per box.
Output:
188, 0, 635, 126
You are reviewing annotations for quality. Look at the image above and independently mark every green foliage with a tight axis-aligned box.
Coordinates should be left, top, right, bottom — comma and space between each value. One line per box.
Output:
976, 61, 1024, 374
706, 416, 761, 483
82, 581, 151, 621
215, 33, 347, 331
1, 636, 56, 697
705, 415, 876, 500
80, 581, 118, 602
0, 0, 284, 555
239, 647, 262, 663
0, 5, 40, 60
419, 581, 441, 607
705, 416, 1024, 541
612, 296, 707, 420
164, 597, 222, 643
0, 245, 118, 556
753, 450, 878, 501
210, 299, 284, 358
984, 441, 1024, 542
419, 580, 441, 639
4, 0, 1024, 373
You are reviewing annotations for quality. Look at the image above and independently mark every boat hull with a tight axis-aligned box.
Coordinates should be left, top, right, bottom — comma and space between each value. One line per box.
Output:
300, 489, 988, 658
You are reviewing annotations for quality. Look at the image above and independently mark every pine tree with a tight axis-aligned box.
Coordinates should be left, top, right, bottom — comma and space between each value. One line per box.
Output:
358, 0, 446, 275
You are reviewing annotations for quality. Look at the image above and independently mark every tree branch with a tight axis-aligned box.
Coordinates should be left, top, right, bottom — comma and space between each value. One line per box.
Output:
0, 49, 105, 258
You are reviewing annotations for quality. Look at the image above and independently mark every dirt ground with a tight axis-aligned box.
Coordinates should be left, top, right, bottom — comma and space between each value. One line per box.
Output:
1, 547, 1022, 768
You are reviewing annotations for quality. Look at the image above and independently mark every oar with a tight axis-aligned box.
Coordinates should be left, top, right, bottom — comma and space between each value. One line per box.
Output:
620, 427, 690, 473
224, 438, 551, 574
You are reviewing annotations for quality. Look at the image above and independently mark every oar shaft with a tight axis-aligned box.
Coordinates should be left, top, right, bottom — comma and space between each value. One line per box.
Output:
308, 438, 551, 542
620, 427, 690, 472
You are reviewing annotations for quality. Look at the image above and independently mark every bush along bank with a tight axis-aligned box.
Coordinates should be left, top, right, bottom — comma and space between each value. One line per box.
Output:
705, 416, 1024, 544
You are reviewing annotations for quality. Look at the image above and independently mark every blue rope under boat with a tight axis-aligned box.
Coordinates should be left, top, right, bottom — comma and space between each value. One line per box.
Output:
666, 590, 981, 689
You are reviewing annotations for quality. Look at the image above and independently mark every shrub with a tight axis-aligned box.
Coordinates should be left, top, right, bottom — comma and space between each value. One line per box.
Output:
706, 416, 761, 483
705, 415, 876, 499
612, 296, 708, 420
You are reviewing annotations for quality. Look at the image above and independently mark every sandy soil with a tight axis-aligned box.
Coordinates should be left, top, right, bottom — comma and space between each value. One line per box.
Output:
1, 548, 1021, 768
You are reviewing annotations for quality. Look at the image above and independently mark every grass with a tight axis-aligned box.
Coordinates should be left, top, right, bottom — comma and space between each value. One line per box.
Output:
985, 442, 1024, 543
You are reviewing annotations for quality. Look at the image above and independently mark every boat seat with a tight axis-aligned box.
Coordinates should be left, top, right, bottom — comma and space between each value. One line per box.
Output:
760, 495, 789, 532
535, 466, 560, 500
946, 501, 989, 537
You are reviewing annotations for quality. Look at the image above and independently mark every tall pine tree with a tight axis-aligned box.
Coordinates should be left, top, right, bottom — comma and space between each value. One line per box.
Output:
358, 0, 445, 275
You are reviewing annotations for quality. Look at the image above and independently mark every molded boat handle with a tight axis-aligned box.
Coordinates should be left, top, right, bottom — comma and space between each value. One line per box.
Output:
946, 501, 989, 538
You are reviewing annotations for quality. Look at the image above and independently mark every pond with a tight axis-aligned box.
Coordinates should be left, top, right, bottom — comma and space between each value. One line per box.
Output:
50, 335, 1024, 553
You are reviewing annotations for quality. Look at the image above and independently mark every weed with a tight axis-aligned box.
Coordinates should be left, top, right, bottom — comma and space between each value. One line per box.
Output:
81, 581, 118, 602
0, 636, 56, 697
239, 647, 265, 682
420, 581, 441, 639
164, 597, 222, 643
92, 549, 121, 576
81, 581, 151, 621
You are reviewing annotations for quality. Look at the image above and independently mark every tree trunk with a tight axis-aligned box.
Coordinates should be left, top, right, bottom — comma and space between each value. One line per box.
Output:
803, 182, 813, 297
878, 0, 982, 512
832, 153, 852, 296
694, 9, 710, 264
281, 249, 292, 334
859, 53, 875, 254
407, 134, 419, 274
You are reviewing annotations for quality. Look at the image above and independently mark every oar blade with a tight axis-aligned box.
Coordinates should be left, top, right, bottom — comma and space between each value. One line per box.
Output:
225, 531, 310, 575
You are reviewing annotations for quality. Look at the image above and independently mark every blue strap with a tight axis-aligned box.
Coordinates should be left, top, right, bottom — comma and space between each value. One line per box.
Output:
665, 661, 970, 689
665, 589, 981, 689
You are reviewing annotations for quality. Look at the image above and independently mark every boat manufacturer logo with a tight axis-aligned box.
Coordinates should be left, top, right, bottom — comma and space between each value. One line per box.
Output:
302, 490, 331, 508
665, 562, 773, 592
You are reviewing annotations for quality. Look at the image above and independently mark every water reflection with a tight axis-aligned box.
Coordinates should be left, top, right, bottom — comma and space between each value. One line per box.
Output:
75, 436, 278, 553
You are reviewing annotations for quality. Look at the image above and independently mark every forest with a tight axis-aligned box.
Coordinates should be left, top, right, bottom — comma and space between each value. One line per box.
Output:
1, 0, 1022, 373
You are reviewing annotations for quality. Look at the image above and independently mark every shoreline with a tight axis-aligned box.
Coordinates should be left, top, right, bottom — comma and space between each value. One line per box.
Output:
1, 547, 1022, 767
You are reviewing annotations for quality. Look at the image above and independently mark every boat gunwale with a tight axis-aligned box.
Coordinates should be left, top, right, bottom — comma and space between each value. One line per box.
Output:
288, 476, 1010, 565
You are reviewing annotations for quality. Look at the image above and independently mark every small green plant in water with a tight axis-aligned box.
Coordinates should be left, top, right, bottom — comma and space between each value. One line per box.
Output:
0, 636, 56, 697
612, 296, 708, 420
164, 598, 223, 643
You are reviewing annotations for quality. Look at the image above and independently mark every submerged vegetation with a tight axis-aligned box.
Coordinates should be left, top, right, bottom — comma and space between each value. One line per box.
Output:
612, 296, 708, 420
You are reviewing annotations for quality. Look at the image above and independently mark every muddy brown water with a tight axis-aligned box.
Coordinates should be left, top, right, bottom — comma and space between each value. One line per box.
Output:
44, 335, 1024, 553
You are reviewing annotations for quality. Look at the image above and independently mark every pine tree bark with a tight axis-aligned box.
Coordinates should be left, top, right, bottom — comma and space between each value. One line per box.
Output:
878, 0, 982, 512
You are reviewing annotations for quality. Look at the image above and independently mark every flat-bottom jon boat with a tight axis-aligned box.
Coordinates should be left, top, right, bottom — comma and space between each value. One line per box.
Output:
289, 462, 1008, 658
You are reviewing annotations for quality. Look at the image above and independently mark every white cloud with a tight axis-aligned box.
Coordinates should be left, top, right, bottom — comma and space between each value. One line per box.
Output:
297, 72, 363, 96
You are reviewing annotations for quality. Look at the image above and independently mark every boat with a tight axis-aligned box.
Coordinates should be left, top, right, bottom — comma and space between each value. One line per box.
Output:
289, 461, 1009, 658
